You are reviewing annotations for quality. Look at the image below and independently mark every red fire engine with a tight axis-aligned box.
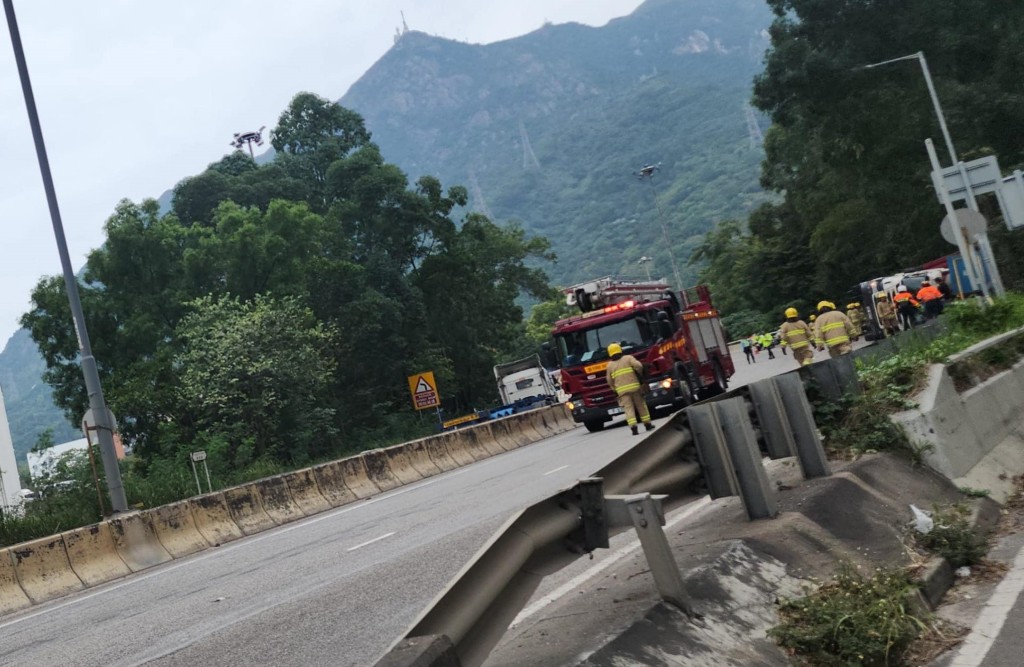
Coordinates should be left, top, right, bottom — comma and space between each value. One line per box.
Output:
547, 277, 734, 432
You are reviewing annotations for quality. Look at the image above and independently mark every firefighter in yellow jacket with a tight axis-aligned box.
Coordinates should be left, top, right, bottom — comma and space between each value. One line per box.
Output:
813, 301, 859, 357
779, 307, 815, 367
605, 342, 654, 435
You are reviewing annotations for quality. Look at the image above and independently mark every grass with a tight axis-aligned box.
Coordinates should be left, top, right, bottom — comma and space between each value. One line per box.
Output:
769, 565, 926, 666
914, 503, 988, 568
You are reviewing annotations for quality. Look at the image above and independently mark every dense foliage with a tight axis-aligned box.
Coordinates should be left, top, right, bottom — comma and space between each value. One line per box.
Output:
20, 93, 553, 483
693, 0, 1024, 328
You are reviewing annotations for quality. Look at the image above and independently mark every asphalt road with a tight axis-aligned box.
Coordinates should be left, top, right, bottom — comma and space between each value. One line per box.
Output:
0, 421, 644, 667
0, 344, 825, 666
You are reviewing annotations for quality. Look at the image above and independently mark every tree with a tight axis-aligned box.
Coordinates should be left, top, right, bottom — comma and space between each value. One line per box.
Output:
174, 294, 338, 468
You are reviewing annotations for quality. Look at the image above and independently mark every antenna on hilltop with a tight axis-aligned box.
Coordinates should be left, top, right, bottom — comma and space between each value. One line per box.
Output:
395, 10, 410, 44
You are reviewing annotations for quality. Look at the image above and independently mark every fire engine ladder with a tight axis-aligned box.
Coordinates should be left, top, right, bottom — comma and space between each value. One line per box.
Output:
564, 277, 672, 312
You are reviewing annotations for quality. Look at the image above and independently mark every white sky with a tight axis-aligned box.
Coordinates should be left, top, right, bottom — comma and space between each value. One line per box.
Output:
0, 0, 643, 346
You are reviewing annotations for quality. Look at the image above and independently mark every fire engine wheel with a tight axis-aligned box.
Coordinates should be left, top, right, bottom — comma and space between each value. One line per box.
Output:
712, 359, 729, 392
583, 420, 605, 433
673, 362, 699, 405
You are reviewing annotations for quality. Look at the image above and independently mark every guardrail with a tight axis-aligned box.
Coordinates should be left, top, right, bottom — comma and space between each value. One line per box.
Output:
376, 368, 835, 667
0, 404, 577, 617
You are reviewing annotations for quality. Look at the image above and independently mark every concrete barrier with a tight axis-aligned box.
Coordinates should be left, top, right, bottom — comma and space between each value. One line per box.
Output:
61, 522, 131, 586
340, 457, 381, 499
483, 420, 520, 452
459, 427, 495, 460
147, 500, 211, 558
283, 468, 332, 515
190, 492, 244, 546
424, 433, 460, 472
892, 328, 1024, 503
223, 484, 277, 535
311, 461, 360, 507
107, 512, 173, 572
389, 438, 442, 479
362, 450, 403, 492
9, 535, 84, 603
443, 430, 478, 467
0, 548, 31, 615
526, 409, 557, 438
254, 476, 306, 525
378, 443, 426, 485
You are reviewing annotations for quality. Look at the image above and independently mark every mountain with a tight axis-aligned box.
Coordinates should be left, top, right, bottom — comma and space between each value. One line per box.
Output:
340, 0, 772, 285
0, 329, 79, 462
0, 0, 773, 461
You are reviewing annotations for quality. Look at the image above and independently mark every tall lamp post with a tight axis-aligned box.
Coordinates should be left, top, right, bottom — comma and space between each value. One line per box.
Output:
635, 164, 684, 289
4, 0, 127, 511
858, 51, 1003, 297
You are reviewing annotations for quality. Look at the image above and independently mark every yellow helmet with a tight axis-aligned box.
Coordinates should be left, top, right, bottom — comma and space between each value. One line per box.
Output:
809, 314, 816, 321
607, 342, 623, 357
846, 303, 857, 310
876, 292, 888, 300
785, 307, 798, 318
816, 300, 834, 312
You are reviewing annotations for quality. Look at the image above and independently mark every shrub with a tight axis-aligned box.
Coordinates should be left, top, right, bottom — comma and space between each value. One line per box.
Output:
916, 504, 987, 568
769, 565, 925, 666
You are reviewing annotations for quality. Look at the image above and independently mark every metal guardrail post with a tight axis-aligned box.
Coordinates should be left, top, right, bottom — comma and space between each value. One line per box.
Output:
747, 379, 797, 460
773, 374, 831, 479
607, 493, 692, 614
714, 398, 778, 520
686, 404, 739, 499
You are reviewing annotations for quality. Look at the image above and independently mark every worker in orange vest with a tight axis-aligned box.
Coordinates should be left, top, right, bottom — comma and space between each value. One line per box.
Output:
916, 280, 944, 320
892, 285, 920, 330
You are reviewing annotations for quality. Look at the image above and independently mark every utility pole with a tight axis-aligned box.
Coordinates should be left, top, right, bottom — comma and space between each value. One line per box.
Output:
3, 0, 127, 511
637, 256, 653, 281
859, 51, 1005, 296
635, 164, 683, 289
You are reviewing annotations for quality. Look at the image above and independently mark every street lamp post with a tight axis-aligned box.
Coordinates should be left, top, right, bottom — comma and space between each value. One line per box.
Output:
859, 51, 1003, 297
637, 256, 653, 281
635, 164, 684, 289
3, 0, 128, 511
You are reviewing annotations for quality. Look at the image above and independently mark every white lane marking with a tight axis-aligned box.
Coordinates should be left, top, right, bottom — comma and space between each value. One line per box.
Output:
347, 532, 396, 552
510, 496, 713, 628
948, 542, 1024, 666
543, 465, 569, 476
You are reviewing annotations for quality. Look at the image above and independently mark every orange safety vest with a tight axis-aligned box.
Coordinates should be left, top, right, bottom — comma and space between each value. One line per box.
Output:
916, 285, 942, 302
893, 292, 918, 307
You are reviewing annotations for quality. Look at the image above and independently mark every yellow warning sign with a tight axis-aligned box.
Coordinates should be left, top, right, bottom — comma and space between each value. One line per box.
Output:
407, 371, 440, 410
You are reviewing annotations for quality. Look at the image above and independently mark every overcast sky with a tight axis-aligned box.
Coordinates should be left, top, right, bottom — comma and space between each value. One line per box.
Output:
0, 0, 644, 347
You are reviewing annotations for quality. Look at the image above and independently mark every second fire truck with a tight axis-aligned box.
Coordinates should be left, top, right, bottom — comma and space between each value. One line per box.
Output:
546, 277, 734, 432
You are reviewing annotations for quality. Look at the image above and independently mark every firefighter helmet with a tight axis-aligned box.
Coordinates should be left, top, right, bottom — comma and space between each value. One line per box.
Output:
817, 300, 834, 312
607, 342, 623, 357
876, 292, 888, 300
785, 307, 798, 318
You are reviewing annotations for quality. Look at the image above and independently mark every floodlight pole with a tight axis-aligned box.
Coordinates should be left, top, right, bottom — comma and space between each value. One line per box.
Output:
4, 0, 127, 511
861, 51, 1004, 297
636, 168, 683, 289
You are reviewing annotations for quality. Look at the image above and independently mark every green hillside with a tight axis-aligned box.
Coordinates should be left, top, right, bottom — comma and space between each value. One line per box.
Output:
340, 0, 772, 286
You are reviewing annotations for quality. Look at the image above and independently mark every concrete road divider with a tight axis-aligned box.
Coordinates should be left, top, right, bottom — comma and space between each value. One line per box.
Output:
107, 512, 173, 572
442, 431, 477, 467
223, 485, 277, 535
0, 548, 31, 615
458, 428, 494, 461
379, 443, 426, 485
387, 439, 441, 480
254, 477, 306, 525
61, 522, 131, 586
9, 535, 84, 604
283, 468, 333, 514
362, 449, 403, 492
425, 433, 460, 472
476, 422, 511, 454
311, 461, 360, 507
340, 457, 381, 499
147, 500, 211, 558
190, 492, 245, 546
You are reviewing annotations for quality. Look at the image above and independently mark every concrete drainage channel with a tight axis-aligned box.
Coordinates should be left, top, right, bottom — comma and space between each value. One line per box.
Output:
0, 405, 577, 617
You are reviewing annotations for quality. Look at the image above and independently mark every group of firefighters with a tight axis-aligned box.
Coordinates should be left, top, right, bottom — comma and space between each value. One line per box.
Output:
777, 301, 860, 367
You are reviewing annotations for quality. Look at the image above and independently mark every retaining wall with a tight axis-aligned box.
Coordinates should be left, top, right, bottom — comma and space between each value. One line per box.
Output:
892, 327, 1024, 502
0, 405, 576, 617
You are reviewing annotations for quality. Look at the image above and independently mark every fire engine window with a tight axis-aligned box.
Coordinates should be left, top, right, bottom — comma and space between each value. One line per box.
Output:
555, 317, 655, 367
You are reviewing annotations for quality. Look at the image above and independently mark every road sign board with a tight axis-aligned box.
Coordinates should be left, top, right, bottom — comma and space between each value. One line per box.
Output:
940, 209, 987, 246
190, 451, 207, 462
407, 371, 440, 410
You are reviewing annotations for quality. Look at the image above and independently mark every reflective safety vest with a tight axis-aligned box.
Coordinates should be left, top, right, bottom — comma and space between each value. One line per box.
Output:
606, 354, 645, 395
917, 285, 942, 302
893, 292, 918, 307
814, 310, 858, 349
779, 320, 813, 349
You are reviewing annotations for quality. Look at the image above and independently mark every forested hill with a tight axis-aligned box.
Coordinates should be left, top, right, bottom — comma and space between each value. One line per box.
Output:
340, 0, 772, 286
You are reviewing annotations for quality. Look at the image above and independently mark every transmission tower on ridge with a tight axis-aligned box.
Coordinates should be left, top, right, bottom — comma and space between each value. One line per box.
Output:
467, 168, 494, 220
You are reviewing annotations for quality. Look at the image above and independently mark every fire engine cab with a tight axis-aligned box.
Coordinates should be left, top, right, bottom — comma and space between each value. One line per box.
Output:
547, 277, 734, 432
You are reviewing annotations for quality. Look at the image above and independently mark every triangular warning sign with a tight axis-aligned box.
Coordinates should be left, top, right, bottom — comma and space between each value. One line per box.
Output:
415, 377, 434, 393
